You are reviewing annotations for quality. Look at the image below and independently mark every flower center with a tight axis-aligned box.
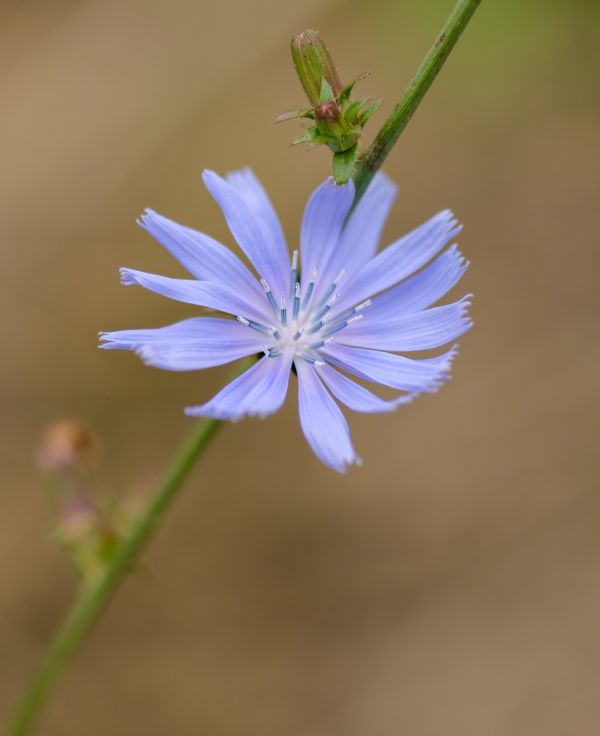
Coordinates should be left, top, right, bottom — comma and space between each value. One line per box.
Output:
237, 250, 371, 365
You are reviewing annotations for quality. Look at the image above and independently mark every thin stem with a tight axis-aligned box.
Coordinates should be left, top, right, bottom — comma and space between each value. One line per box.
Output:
4, 358, 251, 736
352, 0, 482, 204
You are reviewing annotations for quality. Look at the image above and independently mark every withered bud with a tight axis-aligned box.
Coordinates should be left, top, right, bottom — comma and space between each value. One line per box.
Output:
57, 495, 101, 542
315, 100, 341, 123
291, 29, 343, 108
36, 419, 100, 472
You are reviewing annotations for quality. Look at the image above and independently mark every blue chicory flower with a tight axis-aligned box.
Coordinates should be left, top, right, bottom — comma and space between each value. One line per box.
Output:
100, 168, 472, 472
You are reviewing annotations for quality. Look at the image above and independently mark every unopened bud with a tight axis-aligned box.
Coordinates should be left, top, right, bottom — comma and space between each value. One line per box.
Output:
57, 495, 100, 543
280, 30, 381, 184
36, 419, 100, 472
315, 100, 341, 124
291, 29, 342, 108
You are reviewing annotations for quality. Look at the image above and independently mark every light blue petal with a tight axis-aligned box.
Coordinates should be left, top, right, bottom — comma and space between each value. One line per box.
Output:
334, 210, 462, 314
320, 172, 398, 289
296, 360, 360, 473
99, 318, 263, 370
323, 342, 458, 393
363, 244, 469, 320
136, 340, 261, 371
119, 268, 271, 323
317, 364, 416, 413
299, 177, 355, 302
225, 167, 289, 271
203, 169, 290, 298
138, 209, 263, 301
99, 316, 257, 349
185, 354, 292, 420
335, 296, 473, 351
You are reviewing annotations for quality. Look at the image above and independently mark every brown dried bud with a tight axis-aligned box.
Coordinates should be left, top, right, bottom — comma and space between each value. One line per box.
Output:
315, 100, 341, 123
36, 419, 100, 472
57, 495, 100, 541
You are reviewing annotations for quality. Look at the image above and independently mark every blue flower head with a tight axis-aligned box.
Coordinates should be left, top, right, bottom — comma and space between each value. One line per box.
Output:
100, 169, 472, 472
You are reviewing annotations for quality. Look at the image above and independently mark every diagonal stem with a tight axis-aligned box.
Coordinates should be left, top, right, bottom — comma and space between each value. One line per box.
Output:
3, 371, 238, 736
352, 0, 482, 204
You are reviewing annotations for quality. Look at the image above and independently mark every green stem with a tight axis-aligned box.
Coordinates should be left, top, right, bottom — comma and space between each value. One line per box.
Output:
4, 382, 237, 735
352, 0, 482, 203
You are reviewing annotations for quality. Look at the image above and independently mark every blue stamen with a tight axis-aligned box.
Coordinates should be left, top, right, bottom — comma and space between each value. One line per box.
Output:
321, 313, 363, 339
263, 347, 282, 358
300, 354, 325, 367
302, 267, 318, 310
260, 278, 279, 315
315, 268, 346, 311
309, 336, 334, 350
237, 315, 275, 336
289, 250, 298, 300
293, 282, 301, 321
312, 294, 337, 324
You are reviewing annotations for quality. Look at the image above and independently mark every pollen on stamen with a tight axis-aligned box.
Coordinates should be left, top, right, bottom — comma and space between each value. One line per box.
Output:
307, 320, 324, 335
354, 298, 372, 312
260, 278, 279, 314
293, 282, 301, 321
263, 346, 281, 358
309, 335, 334, 350
312, 293, 338, 323
238, 316, 275, 336
321, 313, 363, 339
300, 354, 321, 365
289, 250, 299, 299
319, 270, 346, 307
334, 268, 347, 285
347, 314, 364, 325
302, 267, 318, 309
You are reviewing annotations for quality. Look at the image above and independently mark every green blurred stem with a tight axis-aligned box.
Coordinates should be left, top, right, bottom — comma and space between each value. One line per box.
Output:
352, 0, 482, 203
3, 357, 250, 736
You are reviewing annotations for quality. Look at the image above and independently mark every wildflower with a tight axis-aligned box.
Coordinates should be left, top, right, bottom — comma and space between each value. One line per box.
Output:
100, 169, 471, 472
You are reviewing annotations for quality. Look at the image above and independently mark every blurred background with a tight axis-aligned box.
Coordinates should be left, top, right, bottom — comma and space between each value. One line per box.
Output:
2, 0, 600, 734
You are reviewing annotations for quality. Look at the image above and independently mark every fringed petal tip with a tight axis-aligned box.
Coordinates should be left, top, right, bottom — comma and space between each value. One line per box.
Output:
98, 331, 127, 350
414, 345, 462, 395
119, 267, 137, 286
136, 208, 158, 230
334, 453, 363, 474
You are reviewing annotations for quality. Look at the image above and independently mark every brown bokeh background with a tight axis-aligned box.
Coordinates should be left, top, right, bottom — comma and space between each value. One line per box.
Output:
2, 0, 600, 734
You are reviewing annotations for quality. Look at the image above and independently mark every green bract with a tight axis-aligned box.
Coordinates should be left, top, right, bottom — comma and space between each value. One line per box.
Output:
276, 29, 382, 184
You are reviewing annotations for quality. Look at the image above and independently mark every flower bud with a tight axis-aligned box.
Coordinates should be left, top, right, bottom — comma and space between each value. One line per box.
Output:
36, 419, 100, 472
280, 30, 382, 184
56, 495, 100, 543
290, 30, 342, 108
